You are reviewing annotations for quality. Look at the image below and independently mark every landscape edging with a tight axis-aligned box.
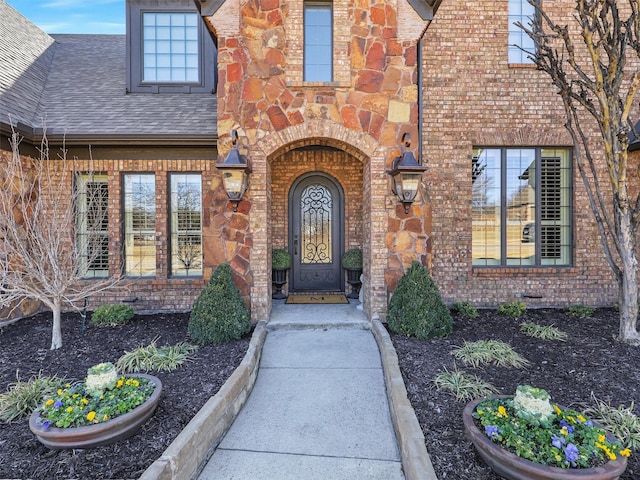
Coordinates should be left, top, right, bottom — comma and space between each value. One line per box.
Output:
371, 319, 439, 480
138, 320, 268, 480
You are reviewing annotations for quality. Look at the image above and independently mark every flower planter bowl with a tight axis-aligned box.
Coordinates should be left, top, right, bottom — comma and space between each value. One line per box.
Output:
29, 373, 162, 450
463, 395, 628, 480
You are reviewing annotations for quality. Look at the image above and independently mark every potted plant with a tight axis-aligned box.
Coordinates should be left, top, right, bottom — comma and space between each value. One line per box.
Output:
272, 248, 291, 299
463, 385, 630, 480
29, 362, 162, 449
342, 248, 362, 299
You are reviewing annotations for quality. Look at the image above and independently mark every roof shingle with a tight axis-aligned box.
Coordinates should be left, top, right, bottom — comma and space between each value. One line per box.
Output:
1, 1, 217, 142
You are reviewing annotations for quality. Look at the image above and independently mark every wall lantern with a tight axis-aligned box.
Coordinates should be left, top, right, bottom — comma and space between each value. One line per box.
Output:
216, 130, 252, 212
387, 133, 427, 213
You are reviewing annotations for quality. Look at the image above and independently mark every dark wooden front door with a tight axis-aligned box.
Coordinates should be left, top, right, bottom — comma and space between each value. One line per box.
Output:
289, 173, 344, 292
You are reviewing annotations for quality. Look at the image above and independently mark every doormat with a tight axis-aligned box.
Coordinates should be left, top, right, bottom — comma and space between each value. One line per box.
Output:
286, 294, 349, 304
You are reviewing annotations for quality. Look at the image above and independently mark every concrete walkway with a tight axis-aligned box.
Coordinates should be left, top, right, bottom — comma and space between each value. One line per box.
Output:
198, 301, 405, 480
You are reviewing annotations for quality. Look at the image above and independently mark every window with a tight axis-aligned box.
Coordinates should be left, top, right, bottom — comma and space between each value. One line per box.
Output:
76, 174, 109, 278
143, 13, 199, 83
170, 174, 202, 277
127, 0, 217, 93
508, 0, 536, 63
304, 1, 332, 82
472, 148, 571, 267
124, 174, 156, 277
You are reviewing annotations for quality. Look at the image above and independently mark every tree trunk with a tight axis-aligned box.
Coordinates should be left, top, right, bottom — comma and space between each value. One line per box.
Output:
617, 215, 640, 344
50, 298, 63, 350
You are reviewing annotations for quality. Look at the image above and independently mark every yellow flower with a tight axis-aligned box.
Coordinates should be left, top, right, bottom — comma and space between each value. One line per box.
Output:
66, 406, 73, 413
57, 389, 63, 395
607, 452, 617, 460
560, 426, 568, 436
72, 393, 79, 399
132, 379, 140, 387
81, 398, 89, 405
553, 404, 562, 415
477, 409, 484, 415
116, 379, 124, 388
567, 416, 576, 424
45, 399, 54, 406
87, 411, 96, 421
498, 406, 508, 418
620, 448, 631, 457
555, 454, 562, 463
102, 414, 109, 421
599, 435, 606, 443
577, 414, 586, 423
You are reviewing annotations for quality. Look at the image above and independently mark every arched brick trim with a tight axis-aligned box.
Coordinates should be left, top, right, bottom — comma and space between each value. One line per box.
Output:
254, 119, 383, 160
248, 121, 389, 322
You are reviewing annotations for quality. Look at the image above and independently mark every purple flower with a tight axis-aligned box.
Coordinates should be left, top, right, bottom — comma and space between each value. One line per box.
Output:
42, 420, 52, 430
53, 399, 63, 409
564, 443, 579, 466
551, 434, 566, 449
585, 420, 593, 427
559, 420, 574, 434
485, 425, 499, 439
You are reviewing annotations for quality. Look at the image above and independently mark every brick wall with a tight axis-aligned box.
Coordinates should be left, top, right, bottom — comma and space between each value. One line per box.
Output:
420, 0, 639, 307
0, 145, 256, 319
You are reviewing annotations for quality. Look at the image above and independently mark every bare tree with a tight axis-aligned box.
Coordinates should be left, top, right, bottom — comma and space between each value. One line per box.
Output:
0, 128, 122, 349
519, 0, 640, 343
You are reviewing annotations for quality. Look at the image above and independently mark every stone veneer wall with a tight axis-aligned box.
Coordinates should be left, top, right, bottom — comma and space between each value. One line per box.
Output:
420, 0, 640, 307
205, 0, 434, 320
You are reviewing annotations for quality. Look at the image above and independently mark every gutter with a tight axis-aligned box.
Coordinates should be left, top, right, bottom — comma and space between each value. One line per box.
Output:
0, 123, 218, 147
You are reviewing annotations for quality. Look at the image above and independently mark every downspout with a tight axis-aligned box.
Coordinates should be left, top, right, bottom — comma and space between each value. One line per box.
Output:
417, 34, 424, 166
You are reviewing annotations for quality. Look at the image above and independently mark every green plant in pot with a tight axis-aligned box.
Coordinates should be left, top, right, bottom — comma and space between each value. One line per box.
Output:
342, 248, 362, 299
272, 248, 291, 299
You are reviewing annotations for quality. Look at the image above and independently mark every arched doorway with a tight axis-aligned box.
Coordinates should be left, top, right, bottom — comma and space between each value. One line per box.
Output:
288, 172, 344, 292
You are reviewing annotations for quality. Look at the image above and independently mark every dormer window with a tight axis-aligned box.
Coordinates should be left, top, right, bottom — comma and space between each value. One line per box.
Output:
127, 0, 216, 93
142, 13, 199, 83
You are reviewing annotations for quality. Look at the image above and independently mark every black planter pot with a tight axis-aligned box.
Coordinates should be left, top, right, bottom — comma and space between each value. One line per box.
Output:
345, 268, 362, 299
272, 268, 289, 299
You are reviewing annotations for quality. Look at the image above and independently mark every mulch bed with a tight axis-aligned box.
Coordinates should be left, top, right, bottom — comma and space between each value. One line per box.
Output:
1, 307, 639, 479
391, 307, 640, 480
0, 311, 250, 479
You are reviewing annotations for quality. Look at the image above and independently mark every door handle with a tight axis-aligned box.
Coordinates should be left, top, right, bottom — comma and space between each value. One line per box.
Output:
294, 235, 298, 256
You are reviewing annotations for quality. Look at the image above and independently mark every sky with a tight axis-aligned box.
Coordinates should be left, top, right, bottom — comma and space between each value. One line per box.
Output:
6, 0, 125, 34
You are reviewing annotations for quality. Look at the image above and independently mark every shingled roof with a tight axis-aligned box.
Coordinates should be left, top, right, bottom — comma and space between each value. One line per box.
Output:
0, 1, 217, 145
0, 0, 56, 130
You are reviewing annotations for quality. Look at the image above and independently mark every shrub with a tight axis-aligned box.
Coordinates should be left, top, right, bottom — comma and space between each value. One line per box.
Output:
452, 301, 479, 318
342, 248, 363, 269
117, 337, 198, 373
188, 263, 251, 344
497, 300, 527, 318
272, 248, 291, 269
451, 340, 529, 368
0, 373, 65, 422
434, 365, 498, 402
519, 322, 568, 341
565, 304, 595, 318
91, 304, 135, 326
387, 261, 453, 339
584, 394, 640, 450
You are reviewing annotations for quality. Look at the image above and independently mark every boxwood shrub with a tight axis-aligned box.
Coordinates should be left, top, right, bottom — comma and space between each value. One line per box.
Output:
90, 304, 135, 326
188, 263, 251, 344
387, 261, 453, 339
